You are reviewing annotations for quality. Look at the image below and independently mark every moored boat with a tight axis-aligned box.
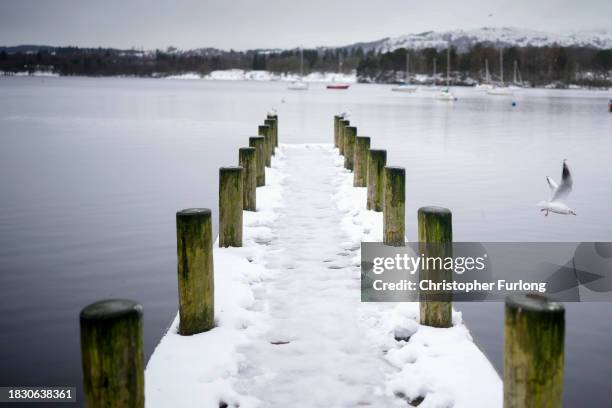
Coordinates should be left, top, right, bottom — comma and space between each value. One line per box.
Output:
487, 49, 514, 96
436, 46, 456, 101
391, 84, 417, 92
391, 53, 418, 93
487, 87, 513, 95
327, 84, 350, 90
436, 88, 456, 101
288, 81, 309, 90
476, 58, 494, 91
288, 47, 309, 91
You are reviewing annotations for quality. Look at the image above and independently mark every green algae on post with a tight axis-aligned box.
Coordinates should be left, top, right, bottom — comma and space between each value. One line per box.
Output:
258, 124, 272, 166
344, 126, 357, 170
367, 149, 387, 211
354, 136, 371, 187
80, 299, 144, 407
418, 206, 453, 328
176, 208, 215, 335
383, 166, 405, 246
249, 136, 266, 187
504, 294, 565, 408
219, 166, 243, 247
239, 147, 257, 211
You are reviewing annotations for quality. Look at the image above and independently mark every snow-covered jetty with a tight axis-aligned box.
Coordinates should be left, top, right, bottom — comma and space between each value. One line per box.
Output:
79, 113, 566, 408
145, 141, 501, 407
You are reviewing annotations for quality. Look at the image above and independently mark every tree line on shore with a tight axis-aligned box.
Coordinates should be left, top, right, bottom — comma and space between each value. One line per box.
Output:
1, 44, 610, 87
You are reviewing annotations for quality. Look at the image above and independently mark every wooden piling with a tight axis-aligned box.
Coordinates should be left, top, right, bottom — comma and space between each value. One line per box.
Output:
239, 147, 257, 211
344, 126, 357, 170
258, 125, 272, 166
333, 115, 341, 148
383, 166, 405, 246
353, 136, 371, 187
267, 114, 278, 148
504, 294, 565, 408
219, 166, 243, 247
265, 118, 276, 155
367, 149, 387, 211
249, 136, 266, 187
176, 208, 215, 335
418, 206, 453, 328
339, 119, 349, 155
80, 299, 144, 408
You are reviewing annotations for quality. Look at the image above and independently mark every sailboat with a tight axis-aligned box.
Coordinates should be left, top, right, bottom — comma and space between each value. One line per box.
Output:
422, 57, 440, 91
436, 47, 456, 101
487, 48, 513, 95
508, 60, 524, 90
392, 52, 418, 92
327, 53, 350, 90
475, 58, 494, 90
288, 47, 309, 90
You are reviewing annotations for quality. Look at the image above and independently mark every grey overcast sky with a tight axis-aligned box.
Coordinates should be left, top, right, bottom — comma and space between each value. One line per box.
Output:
0, 0, 610, 50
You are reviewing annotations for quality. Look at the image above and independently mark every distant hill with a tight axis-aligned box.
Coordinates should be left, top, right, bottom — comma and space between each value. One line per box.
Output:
1, 27, 611, 87
342, 27, 612, 53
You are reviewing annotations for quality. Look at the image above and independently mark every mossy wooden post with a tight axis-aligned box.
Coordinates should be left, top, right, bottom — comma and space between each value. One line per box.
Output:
265, 118, 276, 156
176, 209, 214, 335
418, 206, 453, 328
383, 166, 405, 246
219, 166, 243, 247
354, 136, 370, 187
239, 147, 257, 211
258, 125, 272, 167
267, 114, 278, 148
367, 149, 387, 211
249, 136, 265, 187
344, 126, 357, 170
80, 299, 144, 408
504, 294, 565, 408
333, 115, 341, 148
339, 119, 349, 156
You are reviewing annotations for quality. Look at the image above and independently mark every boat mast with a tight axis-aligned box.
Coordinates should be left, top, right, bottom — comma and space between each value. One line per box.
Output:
446, 46, 450, 87
485, 59, 490, 83
433, 58, 437, 85
499, 48, 504, 85
300, 47, 304, 78
406, 52, 410, 84
513, 60, 517, 84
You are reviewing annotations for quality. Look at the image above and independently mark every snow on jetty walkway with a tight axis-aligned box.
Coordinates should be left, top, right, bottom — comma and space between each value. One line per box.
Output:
146, 144, 502, 408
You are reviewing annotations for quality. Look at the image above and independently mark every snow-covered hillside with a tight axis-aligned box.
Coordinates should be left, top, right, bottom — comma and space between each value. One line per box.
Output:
348, 27, 612, 53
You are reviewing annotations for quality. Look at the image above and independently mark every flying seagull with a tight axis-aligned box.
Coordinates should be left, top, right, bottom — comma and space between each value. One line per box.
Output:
538, 159, 576, 216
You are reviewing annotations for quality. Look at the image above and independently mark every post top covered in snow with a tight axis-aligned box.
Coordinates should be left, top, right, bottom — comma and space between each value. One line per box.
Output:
80, 299, 142, 321
506, 294, 565, 313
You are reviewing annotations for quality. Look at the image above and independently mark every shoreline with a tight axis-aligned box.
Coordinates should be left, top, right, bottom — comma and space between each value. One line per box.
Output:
2, 70, 611, 91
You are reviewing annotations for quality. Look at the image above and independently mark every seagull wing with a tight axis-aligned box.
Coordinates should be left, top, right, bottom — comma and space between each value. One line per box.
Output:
546, 176, 558, 194
551, 161, 573, 202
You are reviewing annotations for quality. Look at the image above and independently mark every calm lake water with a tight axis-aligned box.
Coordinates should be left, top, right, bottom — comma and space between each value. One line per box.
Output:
1, 76, 611, 406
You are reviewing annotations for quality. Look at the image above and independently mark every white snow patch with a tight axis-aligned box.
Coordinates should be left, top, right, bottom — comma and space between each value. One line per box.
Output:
200, 69, 357, 83
164, 73, 203, 80
1, 70, 59, 77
